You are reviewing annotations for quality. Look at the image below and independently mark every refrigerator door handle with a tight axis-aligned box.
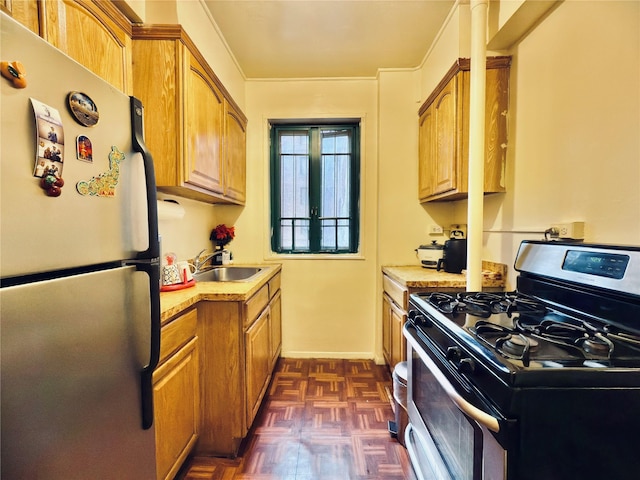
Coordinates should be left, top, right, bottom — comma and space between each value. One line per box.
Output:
130, 95, 161, 429
130, 96, 160, 260
137, 260, 161, 430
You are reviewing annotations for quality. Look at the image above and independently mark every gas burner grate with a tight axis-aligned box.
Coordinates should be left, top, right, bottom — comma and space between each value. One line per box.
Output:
515, 317, 640, 359
471, 321, 537, 366
426, 291, 547, 318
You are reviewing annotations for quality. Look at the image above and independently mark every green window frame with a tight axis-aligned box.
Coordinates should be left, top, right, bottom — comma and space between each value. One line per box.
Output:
270, 121, 361, 254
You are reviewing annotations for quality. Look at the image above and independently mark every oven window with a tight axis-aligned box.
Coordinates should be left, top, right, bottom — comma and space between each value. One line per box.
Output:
413, 349, 481, 479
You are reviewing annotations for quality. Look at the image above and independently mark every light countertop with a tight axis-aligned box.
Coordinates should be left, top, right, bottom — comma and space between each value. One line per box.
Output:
160, 264, 282, 322
382, 261, 506, 289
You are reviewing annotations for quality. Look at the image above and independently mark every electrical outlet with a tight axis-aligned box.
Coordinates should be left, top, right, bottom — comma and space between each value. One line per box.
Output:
551, 222, 585, 239
429, 224, 444, 234
450, 224, 467, 238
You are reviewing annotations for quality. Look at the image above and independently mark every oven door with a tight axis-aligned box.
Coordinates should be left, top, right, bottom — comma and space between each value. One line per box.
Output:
404, 323, 506, 480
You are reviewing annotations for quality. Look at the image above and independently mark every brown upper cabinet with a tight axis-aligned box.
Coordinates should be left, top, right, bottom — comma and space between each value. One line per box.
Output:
223, 99, 247, 204
44, 0, 132, 93
131, 25, 247, 205
2, 0, 40, 34
3, 0, 132, 93
418, 57, 511, 202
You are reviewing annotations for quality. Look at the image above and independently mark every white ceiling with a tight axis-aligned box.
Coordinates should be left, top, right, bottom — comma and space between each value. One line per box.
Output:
203, 0, 456, 79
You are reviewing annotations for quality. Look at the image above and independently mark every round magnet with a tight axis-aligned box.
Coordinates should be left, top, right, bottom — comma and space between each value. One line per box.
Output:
67, 91, 99, 127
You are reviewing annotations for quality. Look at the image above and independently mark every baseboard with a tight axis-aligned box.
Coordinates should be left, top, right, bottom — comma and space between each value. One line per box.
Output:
281, 350, 383, 363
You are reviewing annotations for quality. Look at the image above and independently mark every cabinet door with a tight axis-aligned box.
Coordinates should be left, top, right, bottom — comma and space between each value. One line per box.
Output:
418, 106, 434, 200
269, 291, 282, 368
382, 294, 393, 367
482, 66, 509, 193
2, 0, 40, 34
432, 77, 457, 196
245, 308, 271, 426
389, 300, 407, 367
131, 36, 180, 187
42, 0, 132, 93
153, 337, 199, 480
224, 99, 247, 203
184, 50, 224, 194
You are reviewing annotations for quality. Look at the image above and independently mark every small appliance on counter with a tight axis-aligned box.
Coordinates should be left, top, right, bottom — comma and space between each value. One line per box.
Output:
437, 229, 467, 273
211, 249, 232, 265
415, 241, 444, 269
161, 253, 196, 291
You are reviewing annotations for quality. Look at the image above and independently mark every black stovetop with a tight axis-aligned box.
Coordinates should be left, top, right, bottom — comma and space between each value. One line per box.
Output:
419, 290, 640, 365
409, 289, 640, 390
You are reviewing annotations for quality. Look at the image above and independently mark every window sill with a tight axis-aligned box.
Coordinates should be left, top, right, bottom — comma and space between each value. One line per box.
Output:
264, 252, 365, 261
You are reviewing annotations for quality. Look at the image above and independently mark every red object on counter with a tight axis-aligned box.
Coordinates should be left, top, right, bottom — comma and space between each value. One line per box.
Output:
160, 279, 196, 292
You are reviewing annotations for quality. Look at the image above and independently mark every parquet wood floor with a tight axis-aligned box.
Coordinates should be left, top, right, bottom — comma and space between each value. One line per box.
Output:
176, 358, 416, 480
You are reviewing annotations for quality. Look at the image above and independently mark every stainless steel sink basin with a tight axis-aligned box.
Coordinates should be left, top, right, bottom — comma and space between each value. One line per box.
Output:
193, 267, 263, 282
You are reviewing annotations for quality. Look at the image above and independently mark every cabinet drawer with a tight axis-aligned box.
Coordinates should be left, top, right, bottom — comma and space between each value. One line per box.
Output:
160, 308, 198, 365
245, 284, 269, 327
383, 275, 408, 310
268, 272, 281, 298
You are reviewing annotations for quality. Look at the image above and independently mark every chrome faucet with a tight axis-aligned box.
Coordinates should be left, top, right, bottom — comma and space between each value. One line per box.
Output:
193, 249, 215, 273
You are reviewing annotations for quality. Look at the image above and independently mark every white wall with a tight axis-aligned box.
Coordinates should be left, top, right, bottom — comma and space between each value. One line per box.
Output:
243, 79, 380, 359
376, 69, 453, 268
482, 0, 640, 287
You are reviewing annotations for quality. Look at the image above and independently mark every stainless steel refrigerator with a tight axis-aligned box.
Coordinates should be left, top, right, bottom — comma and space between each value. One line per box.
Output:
1, 13, 160, 479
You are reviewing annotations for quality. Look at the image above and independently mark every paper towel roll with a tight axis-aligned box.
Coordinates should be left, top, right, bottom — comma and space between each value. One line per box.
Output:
157, 199, 185, 221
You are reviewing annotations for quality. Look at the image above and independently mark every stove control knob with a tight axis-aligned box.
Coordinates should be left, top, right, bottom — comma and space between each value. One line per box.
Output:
408, 310, 432, 327
458, 358, 476, 374
415, 314, 432, 328
446, 347, 463, 361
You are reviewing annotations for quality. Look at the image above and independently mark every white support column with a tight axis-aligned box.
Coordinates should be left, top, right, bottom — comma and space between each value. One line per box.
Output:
467, 0, 488, 292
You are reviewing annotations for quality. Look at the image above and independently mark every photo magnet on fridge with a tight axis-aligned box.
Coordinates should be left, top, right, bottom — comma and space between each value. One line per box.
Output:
31, 98, 64, 179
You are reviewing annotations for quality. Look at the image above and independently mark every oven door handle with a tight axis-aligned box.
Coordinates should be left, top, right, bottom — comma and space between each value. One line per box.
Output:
406, 331, 501, 433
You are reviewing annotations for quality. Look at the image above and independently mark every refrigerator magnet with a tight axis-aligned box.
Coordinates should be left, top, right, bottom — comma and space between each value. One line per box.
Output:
0, 60, 27, 88
76, 135, 93, 163
31, 99, 65, 193
67, 91, 99, 127
76, 146, 124, 197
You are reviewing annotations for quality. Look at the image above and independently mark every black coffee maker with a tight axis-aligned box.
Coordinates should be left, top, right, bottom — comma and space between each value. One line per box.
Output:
437, 230, 467, 274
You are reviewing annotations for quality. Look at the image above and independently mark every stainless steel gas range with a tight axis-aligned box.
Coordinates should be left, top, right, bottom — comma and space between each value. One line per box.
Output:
403, 240, 640, 480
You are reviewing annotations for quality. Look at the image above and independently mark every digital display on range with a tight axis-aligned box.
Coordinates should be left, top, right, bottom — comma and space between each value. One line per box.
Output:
562, 250, 629, 279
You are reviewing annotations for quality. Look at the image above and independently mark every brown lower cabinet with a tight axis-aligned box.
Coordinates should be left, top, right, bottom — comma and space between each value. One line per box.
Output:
153, 271, 282, 475
153, 307, 200, 480
382, 273, 466, 369
196, 273, 282, 457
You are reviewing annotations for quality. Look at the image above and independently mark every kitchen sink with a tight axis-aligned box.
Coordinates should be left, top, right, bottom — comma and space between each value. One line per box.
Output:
193, 267, 263, 282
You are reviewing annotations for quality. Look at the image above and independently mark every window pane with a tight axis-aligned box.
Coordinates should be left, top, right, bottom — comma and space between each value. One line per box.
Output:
320, 218, 350, 250
280, 218, 310, 251
320, 219, 335, 249
294, 219, 310, 250
337, 218, 350, 249
281, 132, 309, 154
322, 129, 351, 154
280, 132, 309, 220
321, 128, 351, 223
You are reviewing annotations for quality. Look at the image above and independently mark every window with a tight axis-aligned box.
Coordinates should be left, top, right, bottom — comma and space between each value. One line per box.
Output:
270, 121, 360, 254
